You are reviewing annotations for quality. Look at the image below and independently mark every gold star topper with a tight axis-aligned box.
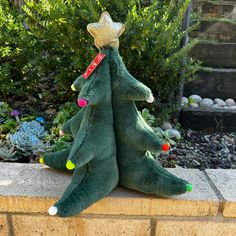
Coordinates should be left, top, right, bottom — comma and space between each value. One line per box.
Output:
87, 11, 125, 50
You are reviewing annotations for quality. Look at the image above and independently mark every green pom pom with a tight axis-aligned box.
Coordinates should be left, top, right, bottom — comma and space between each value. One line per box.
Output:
39, 157, 44, 164
186, 184, 192, 192
66, 160, 75, 170
71, 84, 76, 91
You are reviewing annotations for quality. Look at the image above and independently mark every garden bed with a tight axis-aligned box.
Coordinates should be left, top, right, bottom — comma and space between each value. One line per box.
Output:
160, 129, 236, 170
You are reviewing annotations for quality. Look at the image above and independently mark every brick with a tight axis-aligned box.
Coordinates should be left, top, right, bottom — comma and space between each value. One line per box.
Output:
205, 169, 236, 218
12, 215, 150, 236
0, 163, 219, 217
0, 195, 56, 214
155, 219, 236, 236
0, 214, 9, 236
224, 202, 236, 218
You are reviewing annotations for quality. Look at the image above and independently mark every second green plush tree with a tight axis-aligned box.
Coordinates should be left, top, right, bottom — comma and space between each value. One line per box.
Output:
109, 47, 192, 195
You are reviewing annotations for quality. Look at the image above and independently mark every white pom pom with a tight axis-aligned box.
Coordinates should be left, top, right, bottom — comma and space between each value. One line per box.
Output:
147, 94, 154, 103
59, 130, 64, 136
48, 206, 58, 216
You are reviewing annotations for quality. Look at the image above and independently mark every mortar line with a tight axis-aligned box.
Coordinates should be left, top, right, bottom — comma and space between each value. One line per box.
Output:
150, 218, 157, 236
6, 214, 14, 236
202, 170, 226, 214
3, 211, 235, 221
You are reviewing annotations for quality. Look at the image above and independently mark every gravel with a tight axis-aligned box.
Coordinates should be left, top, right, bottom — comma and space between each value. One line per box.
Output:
158, 129, 236, 170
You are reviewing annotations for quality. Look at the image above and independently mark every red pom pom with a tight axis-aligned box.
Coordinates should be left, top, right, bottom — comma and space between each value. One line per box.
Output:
77, 98, 87, 107
162, 143, 170, 152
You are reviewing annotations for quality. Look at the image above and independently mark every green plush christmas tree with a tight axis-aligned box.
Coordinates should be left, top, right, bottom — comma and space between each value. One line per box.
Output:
40, 48, 119, 217
40, 11, 192, 217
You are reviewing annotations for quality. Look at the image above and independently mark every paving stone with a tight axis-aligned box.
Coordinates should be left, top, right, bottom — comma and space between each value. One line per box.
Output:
205, 169, 236, 217
0, 163, 71, 197
0, 163, 219, 217
12, 215, 151, 236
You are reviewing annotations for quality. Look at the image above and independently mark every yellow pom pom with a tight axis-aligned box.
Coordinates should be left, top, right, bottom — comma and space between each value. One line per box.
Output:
71, 84, 76, 91
66, 160, 75, 170
39, 157, 44, 164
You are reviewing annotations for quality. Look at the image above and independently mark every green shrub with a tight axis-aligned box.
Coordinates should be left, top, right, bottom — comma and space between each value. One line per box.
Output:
122, 0, 200, 109
0, 0, 199, 119
0, 0, 37, 98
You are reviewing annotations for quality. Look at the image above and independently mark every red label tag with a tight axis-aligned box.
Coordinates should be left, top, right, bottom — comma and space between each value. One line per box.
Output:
83, 53, 106, 79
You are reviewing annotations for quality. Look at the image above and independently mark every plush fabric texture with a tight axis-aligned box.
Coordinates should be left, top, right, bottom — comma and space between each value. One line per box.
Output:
109, 48, 190, 196
42, 49, 119, 217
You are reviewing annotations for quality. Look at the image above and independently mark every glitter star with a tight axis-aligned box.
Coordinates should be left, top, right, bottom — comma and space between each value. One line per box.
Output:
87, 11, 125, 50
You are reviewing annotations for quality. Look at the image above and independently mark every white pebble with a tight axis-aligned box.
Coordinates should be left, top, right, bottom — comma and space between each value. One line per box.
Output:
189, 95, 202, 104
225, 98, 235, 107
189, 103, 199, 108
48, 206, 58, 216
181, 97, 188, 107
228, 106, 236, 110
202, 98, 214, 105
166, 128, 181, 140
161, 121, 172, 130
214, 98, 226, 106
212, 104, 222, 109
200, 98, 214, 108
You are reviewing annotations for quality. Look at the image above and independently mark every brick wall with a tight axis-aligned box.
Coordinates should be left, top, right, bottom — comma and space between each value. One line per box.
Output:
0, 163, 235, 235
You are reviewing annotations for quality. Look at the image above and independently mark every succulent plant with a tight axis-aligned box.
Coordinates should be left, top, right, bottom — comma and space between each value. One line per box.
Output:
140, 108, 156, 126
0, 140, 17, 161
19, 121, 46, 139
9, 131, 44, 153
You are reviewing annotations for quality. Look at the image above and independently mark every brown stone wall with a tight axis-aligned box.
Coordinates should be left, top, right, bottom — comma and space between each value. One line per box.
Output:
184, 0, 236, 99
190, 0, 236, 66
